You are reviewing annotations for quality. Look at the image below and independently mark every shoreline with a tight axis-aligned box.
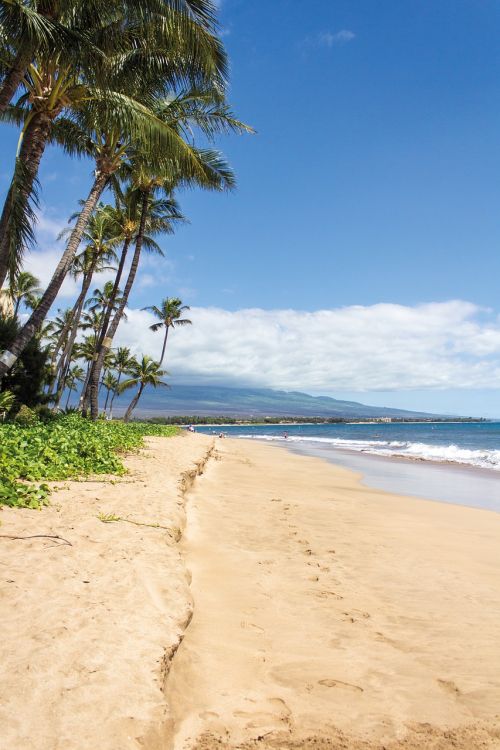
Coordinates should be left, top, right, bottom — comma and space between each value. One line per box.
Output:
283, 440, 500, 512
1, 434, 500, 748
206, 434, 500, 512
167, 437, 500, 748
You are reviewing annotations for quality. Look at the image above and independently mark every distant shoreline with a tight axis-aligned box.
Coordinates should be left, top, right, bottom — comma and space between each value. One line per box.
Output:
131, 416, 489, 426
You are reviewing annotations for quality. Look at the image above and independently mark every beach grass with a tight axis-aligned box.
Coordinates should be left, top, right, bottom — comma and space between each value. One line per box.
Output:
0, 414, 178, 509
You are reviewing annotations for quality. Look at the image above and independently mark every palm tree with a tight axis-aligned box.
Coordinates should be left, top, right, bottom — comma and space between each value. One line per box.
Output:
0, 0, 228, 286
80, 309, 105, 337
0, 1, 94, 115
144, 297, 192, 365
63, 364, 84, 409
73, 334, 97, 409
119, 355, 169, 422
0, 88, 232, 383
85, 87, 251, 418
85, 281, 125, 320
102, 371, 118, 413
49, 206, 118, 395
108, 346, 135, 415
6, 271, 42, 316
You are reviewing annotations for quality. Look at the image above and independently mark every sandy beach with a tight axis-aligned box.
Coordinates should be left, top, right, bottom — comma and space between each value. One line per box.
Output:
1, 433, 500, 749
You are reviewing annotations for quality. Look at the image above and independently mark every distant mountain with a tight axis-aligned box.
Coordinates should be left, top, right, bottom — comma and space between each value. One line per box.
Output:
111, 384, 444, 419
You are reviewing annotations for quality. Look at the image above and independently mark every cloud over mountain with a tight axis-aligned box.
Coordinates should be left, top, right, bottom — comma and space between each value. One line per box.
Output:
114, 301, 500, 392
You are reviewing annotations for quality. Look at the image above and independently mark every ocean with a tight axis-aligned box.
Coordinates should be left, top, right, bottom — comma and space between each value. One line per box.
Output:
196, 421, 500, 511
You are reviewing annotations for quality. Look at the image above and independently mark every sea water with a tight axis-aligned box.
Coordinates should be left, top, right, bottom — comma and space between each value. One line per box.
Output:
196, 422, 500, 511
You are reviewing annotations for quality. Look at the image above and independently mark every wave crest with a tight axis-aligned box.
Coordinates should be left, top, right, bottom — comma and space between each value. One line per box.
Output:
237, 434, 500, 470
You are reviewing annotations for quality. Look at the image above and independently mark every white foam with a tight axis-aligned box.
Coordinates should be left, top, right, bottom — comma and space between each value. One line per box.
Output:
235, 434, 500, 471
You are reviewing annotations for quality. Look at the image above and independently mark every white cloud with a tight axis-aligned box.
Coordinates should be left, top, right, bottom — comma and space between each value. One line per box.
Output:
303, 29, 356, 50
319, 29, 355, 46
113, 301, 500, 392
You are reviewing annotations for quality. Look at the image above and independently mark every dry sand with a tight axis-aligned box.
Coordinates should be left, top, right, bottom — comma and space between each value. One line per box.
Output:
1, 434, 500, 749
167, 438, 500, 750
0, 432, 214, 749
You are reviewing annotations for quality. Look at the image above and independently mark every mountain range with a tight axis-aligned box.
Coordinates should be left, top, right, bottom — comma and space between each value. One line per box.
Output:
111, 385, 445, 419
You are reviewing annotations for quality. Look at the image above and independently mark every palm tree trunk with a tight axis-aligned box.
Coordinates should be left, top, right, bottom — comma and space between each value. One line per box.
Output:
47, 283, 88, 397
109, 371, 122, 414
52, 266, 96, 408
101, 236, 131, 335
83, 237, 130, 415
0, 51, 30, 115
65, 387, 72, 410
88, 191, 150, 420
159, 326, 169, 365
78, 362, 92, 409
0, 168, 110, 381
123, 384, 144, 423
0, 111, 54, 288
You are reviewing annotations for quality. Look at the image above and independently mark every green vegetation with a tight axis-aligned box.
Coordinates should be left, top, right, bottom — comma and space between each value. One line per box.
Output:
0, 414, 178, 509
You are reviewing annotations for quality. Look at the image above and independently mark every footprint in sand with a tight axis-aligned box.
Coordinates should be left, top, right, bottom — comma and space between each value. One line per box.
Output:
240, 621, 265, 633
437, 679, 461, 695
342, 609, 370, 623
315, 590, 343, 600
318, 678, 363, 692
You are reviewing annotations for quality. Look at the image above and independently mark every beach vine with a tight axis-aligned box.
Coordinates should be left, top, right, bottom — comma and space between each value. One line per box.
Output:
0, 414, 178, 509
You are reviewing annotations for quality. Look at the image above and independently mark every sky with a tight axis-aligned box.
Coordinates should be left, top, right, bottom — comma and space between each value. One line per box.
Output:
3, 0, 500, 416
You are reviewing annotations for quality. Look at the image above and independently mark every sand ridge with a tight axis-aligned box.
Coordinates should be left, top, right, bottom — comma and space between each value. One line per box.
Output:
167, 438, 500, 749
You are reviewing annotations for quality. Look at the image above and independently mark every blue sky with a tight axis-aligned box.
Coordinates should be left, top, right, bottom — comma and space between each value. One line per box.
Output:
3, 0, 500, 416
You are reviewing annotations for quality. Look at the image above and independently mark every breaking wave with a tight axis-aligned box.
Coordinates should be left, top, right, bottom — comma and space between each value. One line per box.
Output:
236, 434, 500, 471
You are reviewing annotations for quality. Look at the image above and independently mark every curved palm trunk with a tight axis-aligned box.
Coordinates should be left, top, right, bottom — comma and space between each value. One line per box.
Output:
88, 192, 150, 419
104, 387, 111, 412
0, 168, 110, 381
83, 237, 131, 415
0, 51, 30, 115
0, 111, 54, 288
65, 386, 73, 410
52, 265, 96, 408
101, 236, 131, 332
78, 362, 93, 409
109, 371, 123, 415
159, 325, 170, 365
88, 233, 130, 364
47, 285, 89, 397
123, 383, 144, 423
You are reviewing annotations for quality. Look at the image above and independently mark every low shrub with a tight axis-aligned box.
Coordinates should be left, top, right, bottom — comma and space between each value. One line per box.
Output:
0, 414, 178, 509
